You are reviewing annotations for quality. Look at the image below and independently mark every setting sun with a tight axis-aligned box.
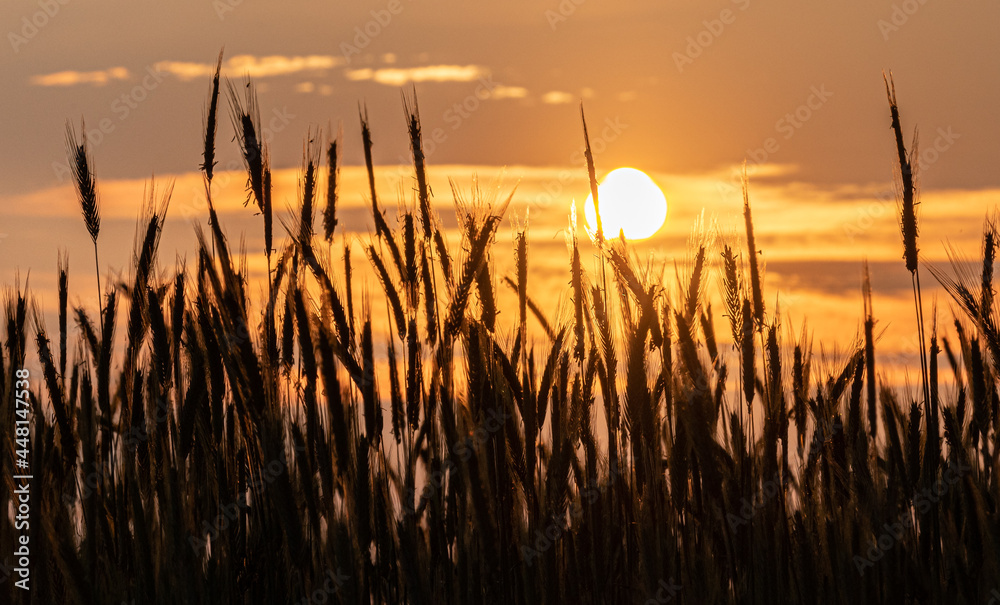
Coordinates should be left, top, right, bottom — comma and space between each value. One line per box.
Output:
583, 167, 668, 240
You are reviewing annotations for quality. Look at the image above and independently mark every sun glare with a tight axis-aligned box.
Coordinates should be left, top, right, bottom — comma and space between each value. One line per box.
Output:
583, 167, 667, 240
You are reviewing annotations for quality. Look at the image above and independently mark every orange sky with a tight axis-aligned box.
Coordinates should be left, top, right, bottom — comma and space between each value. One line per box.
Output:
2, 0, 999, 389
2, 161, 995, 393
2, 1, 999, 192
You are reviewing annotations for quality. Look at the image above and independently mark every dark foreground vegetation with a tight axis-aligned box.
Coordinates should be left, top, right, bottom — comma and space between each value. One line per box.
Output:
1, 58, 998, 603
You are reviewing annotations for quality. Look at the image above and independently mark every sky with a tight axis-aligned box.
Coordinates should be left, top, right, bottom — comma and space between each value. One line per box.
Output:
2, 0, 1000, 389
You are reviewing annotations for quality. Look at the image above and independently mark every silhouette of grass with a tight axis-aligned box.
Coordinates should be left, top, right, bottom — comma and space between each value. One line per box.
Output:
3, 62, 999, 604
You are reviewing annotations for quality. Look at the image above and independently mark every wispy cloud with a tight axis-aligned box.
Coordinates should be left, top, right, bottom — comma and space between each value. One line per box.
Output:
154, 54, 343, 81
31, 55, 344, 87
30, 67, 129, 87
345, 65, 487, 86
491, 85, 529, 99
344, 68, 374, 82
542, 91, 575, 104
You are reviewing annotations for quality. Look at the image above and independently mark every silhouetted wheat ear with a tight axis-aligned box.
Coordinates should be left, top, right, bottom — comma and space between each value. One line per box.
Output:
300, 133, 318, 244
360, 105, 391, 242
863, 260, 877, 437
403, 212, 417, 292
721, 245, 742, 345
420, 245, 437, 344
58, 253, 68, 382
201, 48, 224, 183
369, 243, 406, 341
386, 327, 403, 441
324, 129, 341, 242
981, 223, 995, 321
475, 252, 496, 332
742, 169, 764, 328
516, 227, 527, 336
685, 244, 706, 323
264, 167, 273, 260
34, 320, 75, 463
404, 89, 433, 241
741, 298, 755, 407
580, 105, 603, 244
67, 122, 100, 243
571, 223, 586, 361
792, 340, 806, 452
66, 121, 104, 323
227, 78, 266, 211
925, 305, 941, 486
885, 71, 930, 405
281, 286, 295, 372
443, 211, 505, 343
344, 241, 356, 340
884, 72, 918, 274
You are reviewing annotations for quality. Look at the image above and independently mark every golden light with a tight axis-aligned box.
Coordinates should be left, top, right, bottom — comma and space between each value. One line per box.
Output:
583, 167, 667, 240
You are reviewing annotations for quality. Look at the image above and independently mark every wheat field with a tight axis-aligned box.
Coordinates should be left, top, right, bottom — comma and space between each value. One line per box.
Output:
1, 57, 998, 604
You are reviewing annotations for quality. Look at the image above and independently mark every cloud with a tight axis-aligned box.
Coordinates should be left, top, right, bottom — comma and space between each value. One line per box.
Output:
490, 85, 529, 99
294, 82, 315, 93
345, 65, 487, 86
153, 54, 343, 81
345, 68, 374, 82
542, 91, 574, 104
30, 67, 129, 87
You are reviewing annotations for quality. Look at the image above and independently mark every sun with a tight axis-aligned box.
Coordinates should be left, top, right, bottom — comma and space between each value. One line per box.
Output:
583, 167, 667, 240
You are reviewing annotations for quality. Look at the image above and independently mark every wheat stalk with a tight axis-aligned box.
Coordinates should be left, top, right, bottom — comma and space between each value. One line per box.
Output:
66, 121, 103, 325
